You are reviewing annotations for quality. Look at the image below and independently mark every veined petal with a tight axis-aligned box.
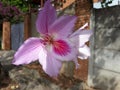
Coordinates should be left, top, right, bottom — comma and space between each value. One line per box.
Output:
49, 15, 77, 39
78, 45, 90, 59
52, 39, 77, 61
36, 0, 57, 34
12, 38, 43, 65
53, 40, 71, 56
38, 49, 62, 77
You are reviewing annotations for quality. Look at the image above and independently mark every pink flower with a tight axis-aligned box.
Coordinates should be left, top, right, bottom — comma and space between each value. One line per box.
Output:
69, 23, 93, 60
12, 0, 92, 77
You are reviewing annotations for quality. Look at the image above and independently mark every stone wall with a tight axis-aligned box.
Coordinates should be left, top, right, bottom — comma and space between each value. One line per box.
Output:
88, 6, 120, 90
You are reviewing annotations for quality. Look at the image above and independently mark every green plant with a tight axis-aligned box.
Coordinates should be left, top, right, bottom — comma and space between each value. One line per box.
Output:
0, 0, 38, 23
0, 1, 22, 23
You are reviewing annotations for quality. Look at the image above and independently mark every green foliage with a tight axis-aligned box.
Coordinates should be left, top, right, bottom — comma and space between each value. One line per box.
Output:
101, 0, 114, 8
1, 0, 29, 13
0, 0, 38, 23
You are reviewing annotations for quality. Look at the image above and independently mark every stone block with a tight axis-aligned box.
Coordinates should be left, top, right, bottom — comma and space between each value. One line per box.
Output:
94, 49, 120, 73
95, 28, 120, 50
92, 67, 120, 90
88, 5, 120, 90
95, 6, 120, 28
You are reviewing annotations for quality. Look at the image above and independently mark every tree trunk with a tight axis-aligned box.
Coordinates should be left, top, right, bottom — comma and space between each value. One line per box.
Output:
75, 0, 93, 30
24, 13, 31, 40
74, 0, 93, 80
2, 20, 11, 50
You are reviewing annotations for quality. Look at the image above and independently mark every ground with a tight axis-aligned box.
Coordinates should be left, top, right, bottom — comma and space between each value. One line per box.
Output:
0, 51, 96, 90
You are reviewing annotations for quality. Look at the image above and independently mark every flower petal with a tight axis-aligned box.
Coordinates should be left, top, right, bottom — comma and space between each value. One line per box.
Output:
78, 30, 93, 47
70, 30, 93, 47
70, 23, 88, 38
36, 0, 57, 34
53, 40, 71, 56
52, 39, 77, 61
38, 49, 62, 77
78, 45, 90, 59
12, 38, 43, 65
49, 15, 77, 39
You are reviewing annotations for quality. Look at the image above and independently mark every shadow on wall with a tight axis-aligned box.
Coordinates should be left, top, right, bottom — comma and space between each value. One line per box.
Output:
95, 6, 120, 50
92, 58, 118, 90
88, 5, 120, 90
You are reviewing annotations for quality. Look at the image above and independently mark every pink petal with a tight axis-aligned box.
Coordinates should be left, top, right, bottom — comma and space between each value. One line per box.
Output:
52, 39, 77, 61
38, 49, 62, 77
49, 15, 77, 39
36, 0, 57, 34
70, 30, 93, 47
53, 40, 71, 56
70, 23, 88, 37
79, 30, 93, 47
78, 45, 90, 59
12, 38, 43, 65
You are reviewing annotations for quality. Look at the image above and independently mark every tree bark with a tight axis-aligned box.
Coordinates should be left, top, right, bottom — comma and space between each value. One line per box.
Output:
2, 21, 11, 50
24, 13, 31, 40
75, 0, 93, 30
74, 0, 93, 80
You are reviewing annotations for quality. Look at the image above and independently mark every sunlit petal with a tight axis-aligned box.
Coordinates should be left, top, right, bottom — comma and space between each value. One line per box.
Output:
78, 45, 90, 59
79, 30, 93, 47
39, 49, 62, 76
13, 38, 43, 65
70, 30, 93, 47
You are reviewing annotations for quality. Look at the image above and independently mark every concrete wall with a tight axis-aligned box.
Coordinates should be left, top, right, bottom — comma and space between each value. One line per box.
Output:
88, 6, 120, 90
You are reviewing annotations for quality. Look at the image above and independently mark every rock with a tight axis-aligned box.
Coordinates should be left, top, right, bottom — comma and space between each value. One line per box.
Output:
9, 66, 61, 90
9, 64, 89, 90
0, 63, 4, 82
0, 50, 15, 76
0, 50, 90, 90
0, 50, 15, 88
0, 50, 15, 65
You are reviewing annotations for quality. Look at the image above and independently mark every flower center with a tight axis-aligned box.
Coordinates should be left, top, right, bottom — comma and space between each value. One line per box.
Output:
42, 34, 71, 56
53, 40, 71, 56
42, 34, 54, 45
